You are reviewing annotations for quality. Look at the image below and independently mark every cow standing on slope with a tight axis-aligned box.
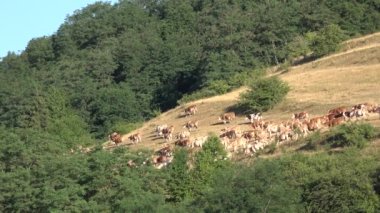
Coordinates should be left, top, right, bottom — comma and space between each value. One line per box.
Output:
218, 112, 236, 124
245, 113, 262, 124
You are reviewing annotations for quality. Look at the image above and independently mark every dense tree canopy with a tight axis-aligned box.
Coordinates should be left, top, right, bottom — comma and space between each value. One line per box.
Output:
1, 0, 378, 136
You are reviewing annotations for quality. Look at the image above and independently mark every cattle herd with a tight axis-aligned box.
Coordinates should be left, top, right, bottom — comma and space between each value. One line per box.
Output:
107, 103, 380, 169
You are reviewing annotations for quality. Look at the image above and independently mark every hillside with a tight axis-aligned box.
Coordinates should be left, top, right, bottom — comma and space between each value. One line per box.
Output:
112, 32, 380, 151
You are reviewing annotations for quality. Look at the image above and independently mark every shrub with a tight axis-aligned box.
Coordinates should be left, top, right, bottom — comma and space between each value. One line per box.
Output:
311, 24, 347, 57
303, 176, 379, 212
300, 131, 324, 151
237, 77, 289, 113
327, 123, 376, 149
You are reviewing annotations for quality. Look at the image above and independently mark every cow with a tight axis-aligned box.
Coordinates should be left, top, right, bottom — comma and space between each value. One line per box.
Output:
184, 120, 199, 131
184, 105, 197, 116
193, 136, 208, 148
162, 126, 175, 141
328, 116, 345, 127
242, 130, 256, 141
328, 107, 347, 116
109, 132, 122, 145
292, 111, 309, 120
176, 130, 191, 140
375, 107, 380, 118
129, 133, 142, 144
220, 127, 241, 139
245, 113, 262, 124
155, 124, 168, 137
218, 112, 236, 124
153, 155, 173, 169
157, 146, 172, 157
353, 108, 369, 120
175, 138, 192, 147
127, 160, 136, 168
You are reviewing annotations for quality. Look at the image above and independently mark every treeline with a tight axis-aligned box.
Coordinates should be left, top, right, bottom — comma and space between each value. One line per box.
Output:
1, 0, 379, 137
1, 127, 379, 212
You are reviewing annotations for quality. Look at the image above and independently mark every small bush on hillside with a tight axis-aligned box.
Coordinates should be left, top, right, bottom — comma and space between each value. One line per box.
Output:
327, 123, 376, 149
237, 77, 289, 113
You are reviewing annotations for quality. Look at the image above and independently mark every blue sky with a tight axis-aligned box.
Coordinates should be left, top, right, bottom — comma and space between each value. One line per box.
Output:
0, 0, 118, 58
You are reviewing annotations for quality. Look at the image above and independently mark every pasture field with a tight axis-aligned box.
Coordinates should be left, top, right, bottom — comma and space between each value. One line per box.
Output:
107, 32, 380, 152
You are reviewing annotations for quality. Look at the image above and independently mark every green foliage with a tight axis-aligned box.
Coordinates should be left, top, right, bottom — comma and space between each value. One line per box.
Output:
193, 160, 303, 212
303, 176, 379, 212
191, 136, 228, 195
311, 24, 347, 57
327, 123, 376, 149
238, 77, 290, 113
300, 131, 324, 151
167, 148, 191, 202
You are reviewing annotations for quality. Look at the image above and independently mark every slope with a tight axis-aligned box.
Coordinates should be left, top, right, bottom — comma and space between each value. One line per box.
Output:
107, 32, 380, 151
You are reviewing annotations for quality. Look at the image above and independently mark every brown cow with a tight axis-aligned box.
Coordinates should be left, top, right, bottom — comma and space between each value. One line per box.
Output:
184, 120, 199, 131
328, 107, 347, 115
109, 132, 122, 145
162, 126, 175, 141
175, 138, 192, 147
292, 111, 309, 120
218, 112, 236, 124
129, 133, 142, 144
328, 116, 345, 127
176, 130, 191, 140
184, 105, 197, 116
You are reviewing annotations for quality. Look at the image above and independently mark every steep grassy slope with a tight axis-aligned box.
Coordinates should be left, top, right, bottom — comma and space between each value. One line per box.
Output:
106, 32, 380, 151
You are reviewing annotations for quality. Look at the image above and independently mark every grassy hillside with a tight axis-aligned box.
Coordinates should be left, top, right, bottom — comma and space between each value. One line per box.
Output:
113, 32, 380, 152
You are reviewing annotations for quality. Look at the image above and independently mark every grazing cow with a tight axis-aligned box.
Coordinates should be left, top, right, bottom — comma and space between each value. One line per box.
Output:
218, 112, 236, 124
327, 112, 345, 121
363, 103, 378, 113
155, 124, 168, 137
344, 110, 356, 120
328, 116, 345, 127
193, 136, 208, 148
127, 160, 136, 168
328, 107, 347, 115
184, 105, 197, 116
251, 120, 266, 130
220, 127, 241, 139
242, 130, 256, 141
176, 130, 191, 140
352, 108, 368, 119
162, 126, 175, 141
245, 113, 262, 123
375, 107, 380, 118
153, 155, 173, 169
292, 111, 309, 120
184, 120, 199, 131
175, 138, 192, 147
278, 131, 290, 142
109, 132, 122, 145
157, 146, 172, 157
129, 133, 142, 144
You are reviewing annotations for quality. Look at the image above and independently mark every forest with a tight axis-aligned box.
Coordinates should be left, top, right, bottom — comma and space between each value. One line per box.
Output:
0, 0, 379, 211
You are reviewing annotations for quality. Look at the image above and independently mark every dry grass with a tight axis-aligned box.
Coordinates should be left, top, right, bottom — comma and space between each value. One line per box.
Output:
107, 32, 380, 152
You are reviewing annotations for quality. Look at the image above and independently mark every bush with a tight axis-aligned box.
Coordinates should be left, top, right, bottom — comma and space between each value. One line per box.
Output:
327, 123, 376, 149
237, 77, 289, 113
311, 24, 347, 57
299, 131, 324, 151
303, 176, 379, 212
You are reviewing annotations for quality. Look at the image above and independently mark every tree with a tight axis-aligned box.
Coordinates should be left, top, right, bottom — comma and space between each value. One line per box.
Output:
311, 24, 347, 57
238, 77, 289, 113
